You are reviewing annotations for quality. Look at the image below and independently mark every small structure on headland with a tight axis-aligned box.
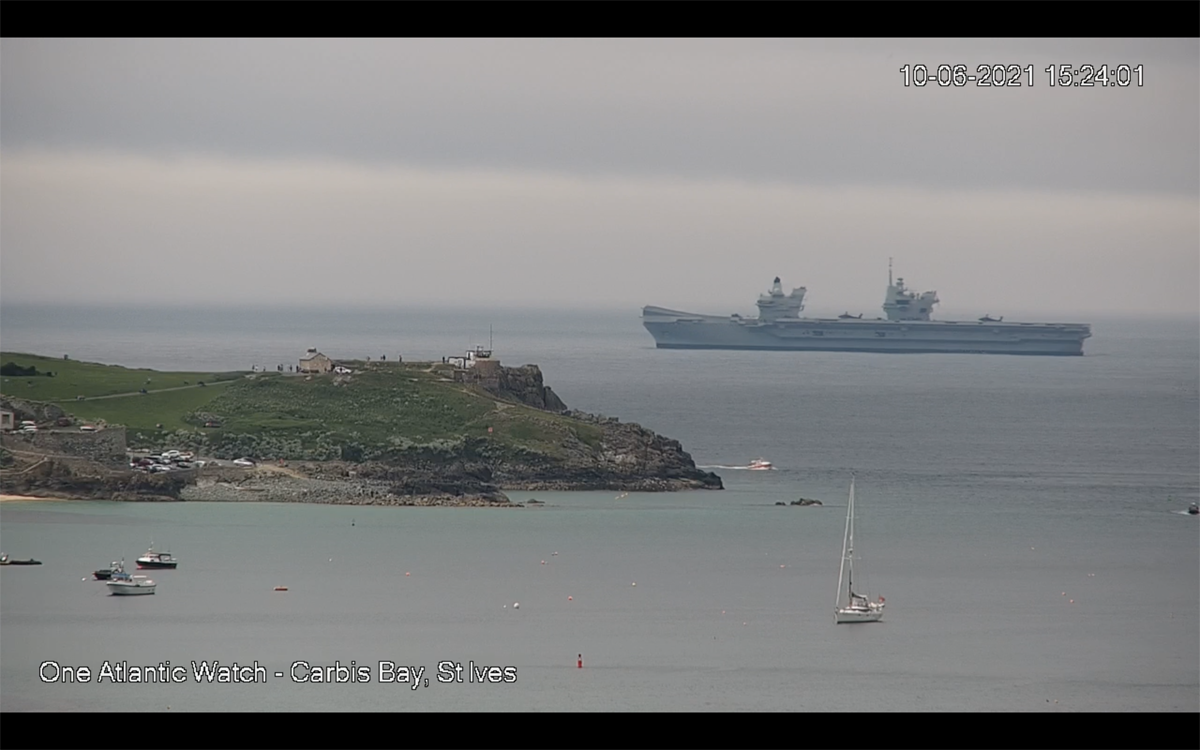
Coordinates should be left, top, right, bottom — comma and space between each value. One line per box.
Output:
444, 347, 501, 389
298, 348, 333, 374
444, 346, 493, 370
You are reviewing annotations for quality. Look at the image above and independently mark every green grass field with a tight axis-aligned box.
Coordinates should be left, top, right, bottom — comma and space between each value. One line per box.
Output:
1, 352, 244, 400
202, 369, 596, 456
60, 382, 235, 431
1, 353, 601, 459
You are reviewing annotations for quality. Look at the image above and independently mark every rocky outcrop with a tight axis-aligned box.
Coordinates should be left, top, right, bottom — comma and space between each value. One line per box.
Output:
297, 460, 510, 502
491, 365, 569, 413
517, 410, 723, 490
276, 408, 724, 495
181, 466, 517, 507
1, 397, 66, 424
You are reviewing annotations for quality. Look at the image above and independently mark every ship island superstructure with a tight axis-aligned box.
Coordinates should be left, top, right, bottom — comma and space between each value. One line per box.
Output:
641, 263, 1092, 356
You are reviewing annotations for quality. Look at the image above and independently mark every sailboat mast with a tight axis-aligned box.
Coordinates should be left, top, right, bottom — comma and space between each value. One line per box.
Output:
847, 478, 855, 596
836, 477, 853, 607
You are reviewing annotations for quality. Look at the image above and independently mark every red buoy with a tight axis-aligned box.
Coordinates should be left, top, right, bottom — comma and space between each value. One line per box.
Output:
577, 654, 583, 669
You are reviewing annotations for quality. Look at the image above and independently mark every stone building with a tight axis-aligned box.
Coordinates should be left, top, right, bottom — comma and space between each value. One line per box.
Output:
298, 348, 333, 374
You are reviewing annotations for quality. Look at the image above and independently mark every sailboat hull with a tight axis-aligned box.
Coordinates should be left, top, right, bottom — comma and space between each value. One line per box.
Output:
835, 605, 884, 624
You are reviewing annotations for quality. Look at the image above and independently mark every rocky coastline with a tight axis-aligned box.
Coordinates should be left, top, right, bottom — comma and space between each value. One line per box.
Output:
178, 469, 518, 507
1, 456, 714, 507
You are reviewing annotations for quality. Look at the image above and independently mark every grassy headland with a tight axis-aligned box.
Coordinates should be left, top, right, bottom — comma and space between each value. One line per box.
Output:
0, 352, 721, 503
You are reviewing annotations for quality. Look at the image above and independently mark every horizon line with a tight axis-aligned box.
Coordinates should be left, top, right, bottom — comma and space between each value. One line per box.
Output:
0, 299, 1195, 323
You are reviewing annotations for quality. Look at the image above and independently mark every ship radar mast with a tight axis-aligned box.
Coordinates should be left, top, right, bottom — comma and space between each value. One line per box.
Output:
882, 262, 939, 321
757, 276, 807, 321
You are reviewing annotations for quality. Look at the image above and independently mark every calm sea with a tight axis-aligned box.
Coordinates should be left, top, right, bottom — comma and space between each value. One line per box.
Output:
1, 305, 1197, 712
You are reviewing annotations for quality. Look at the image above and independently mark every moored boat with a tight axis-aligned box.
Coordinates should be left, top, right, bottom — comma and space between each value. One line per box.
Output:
106, 562, 156, 595
136, 546, 178, 569
93, 561, 122, 580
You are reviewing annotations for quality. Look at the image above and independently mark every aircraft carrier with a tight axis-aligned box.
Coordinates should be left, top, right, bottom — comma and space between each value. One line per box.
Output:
642, 264, 1092, 356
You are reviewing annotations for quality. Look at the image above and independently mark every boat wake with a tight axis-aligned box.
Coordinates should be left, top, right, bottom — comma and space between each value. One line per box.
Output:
697, 464, 774, 471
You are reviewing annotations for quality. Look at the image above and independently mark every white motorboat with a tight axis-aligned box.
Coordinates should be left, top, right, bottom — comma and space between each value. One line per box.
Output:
834, 476, 884, 624
749, 458, 773, 470
106, 561, 156, 596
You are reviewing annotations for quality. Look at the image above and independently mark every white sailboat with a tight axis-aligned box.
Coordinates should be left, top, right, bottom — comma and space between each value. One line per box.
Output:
835, 476, 884, 624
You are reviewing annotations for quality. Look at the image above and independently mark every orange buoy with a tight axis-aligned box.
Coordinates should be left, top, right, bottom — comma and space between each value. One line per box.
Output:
568, 596, 573, 601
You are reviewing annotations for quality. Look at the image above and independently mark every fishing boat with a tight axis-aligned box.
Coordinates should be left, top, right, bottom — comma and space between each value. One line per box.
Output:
1189, 503, 1198, 516
749, 458, 773, 470
834, 476, 885, 624
136, 546, 178, 569
93, 561, 122, 580
106, 562, 156, 595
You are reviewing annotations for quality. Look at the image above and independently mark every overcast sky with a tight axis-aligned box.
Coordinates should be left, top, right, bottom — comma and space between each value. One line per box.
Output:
2, 38, 1196, 318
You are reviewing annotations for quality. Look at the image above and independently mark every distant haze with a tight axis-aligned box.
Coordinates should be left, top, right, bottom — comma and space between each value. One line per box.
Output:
2, 39, 1197, 318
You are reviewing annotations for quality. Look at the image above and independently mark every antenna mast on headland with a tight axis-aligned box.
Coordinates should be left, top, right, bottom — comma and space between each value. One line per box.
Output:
490, 324, 493, 351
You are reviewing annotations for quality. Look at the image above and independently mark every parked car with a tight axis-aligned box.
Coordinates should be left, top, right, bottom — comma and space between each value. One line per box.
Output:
233, 458, 256, 467
80, 425, 96, 432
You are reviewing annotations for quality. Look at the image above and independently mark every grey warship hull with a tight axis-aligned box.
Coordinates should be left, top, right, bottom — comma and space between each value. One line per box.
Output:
642, 307, 1092, 356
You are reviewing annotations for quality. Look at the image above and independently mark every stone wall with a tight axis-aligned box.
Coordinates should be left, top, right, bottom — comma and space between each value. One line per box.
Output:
1, 427, 128, 467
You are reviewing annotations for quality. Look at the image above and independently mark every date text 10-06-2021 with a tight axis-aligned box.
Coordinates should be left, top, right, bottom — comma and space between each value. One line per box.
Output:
900, 64, 1143, 88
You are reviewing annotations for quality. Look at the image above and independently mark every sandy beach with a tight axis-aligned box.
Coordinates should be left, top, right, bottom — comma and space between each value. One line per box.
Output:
0, 494, 71, 503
